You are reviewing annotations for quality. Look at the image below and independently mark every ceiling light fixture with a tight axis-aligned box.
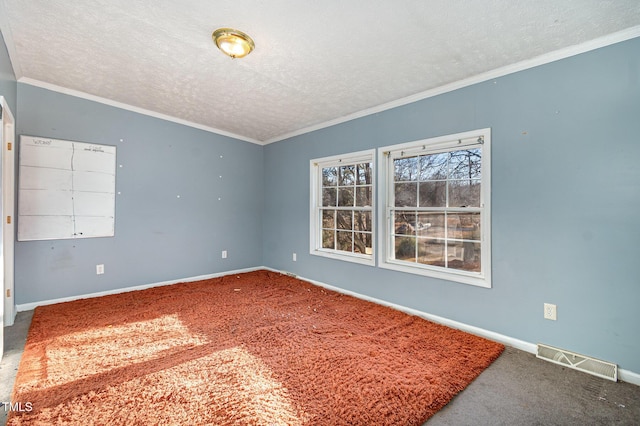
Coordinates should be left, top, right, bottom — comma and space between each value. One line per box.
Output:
212, 28, 255, 59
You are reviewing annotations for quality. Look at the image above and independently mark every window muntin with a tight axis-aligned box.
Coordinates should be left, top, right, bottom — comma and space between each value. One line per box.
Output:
379, 130, 490, 287
310, 150, 375, 265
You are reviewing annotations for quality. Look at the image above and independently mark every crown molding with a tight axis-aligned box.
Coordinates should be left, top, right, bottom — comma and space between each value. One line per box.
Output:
17, 77, 263, 145
264, 26, 640, 144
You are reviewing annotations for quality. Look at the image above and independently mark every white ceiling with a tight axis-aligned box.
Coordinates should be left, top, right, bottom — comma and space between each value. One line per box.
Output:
1, 1, 639, 144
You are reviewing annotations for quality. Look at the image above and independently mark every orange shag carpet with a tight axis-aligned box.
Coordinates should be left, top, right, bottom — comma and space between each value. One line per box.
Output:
10, 270, 504, 425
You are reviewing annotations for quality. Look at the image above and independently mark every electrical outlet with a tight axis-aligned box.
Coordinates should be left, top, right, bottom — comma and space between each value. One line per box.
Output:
292, 252, 297, 262
222, 250, 227, 259
96, 264, 105, 275
544, 303, 557, 320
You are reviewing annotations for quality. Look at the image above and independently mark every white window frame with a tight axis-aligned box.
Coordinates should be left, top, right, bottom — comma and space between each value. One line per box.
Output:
377, 129, 491, 287
310, 149, 376, 266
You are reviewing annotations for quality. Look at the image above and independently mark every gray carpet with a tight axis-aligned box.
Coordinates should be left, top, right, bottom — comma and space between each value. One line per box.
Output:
2, 310, 638, 425
428, 345, 639, 425
1, 311, 33, 426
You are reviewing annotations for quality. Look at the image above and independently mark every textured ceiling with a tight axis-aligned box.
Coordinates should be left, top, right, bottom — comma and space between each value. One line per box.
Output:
1, 1, 640, 144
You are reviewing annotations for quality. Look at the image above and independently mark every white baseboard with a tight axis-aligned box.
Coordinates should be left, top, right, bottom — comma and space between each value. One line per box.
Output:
15, 266, 263, 312
618, 369, 640, 386
267, 267, 640, 387
15, 266, 640, 387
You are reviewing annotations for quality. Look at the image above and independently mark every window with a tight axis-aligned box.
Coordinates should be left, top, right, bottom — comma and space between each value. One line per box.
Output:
378, 129, 491, 287
310, 150, 375, 265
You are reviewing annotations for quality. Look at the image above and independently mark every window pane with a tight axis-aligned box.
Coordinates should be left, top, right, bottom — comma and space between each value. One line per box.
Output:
447, 241, 481, 272
354, 211, 371, 232
357, 163, 372, 185
448, 180, 481, 207
356, 186, 372, 207
416, 213, 445, 238
448, 149, 481, 179
336, 210, 353, 230
395, 182, 417, 207
417, 238, 445, 267
395, 236, 416, 261
322, 230, 334, 249
339, 165, 355, 186
338, 187, 354, 206
322, 209, 335, 229
354, 232, 372, 254
394, 211, 416, 235
322, 187, 337, 207
448, 212, 481, 241
337, 231, 353, 252
394, 157, 418, 182
418, 181, 446, 207
322, 167, 338, 186
420, 153, 448, 180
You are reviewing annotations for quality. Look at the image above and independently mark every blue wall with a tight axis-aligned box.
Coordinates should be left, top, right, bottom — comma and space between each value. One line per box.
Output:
14, 84, 264, 304
263, 37, 640, 373
0, 30, 16, 113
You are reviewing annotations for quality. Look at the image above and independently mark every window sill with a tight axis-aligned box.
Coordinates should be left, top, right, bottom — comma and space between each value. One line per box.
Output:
379, 259, 491, 288
311, 249, 375, 266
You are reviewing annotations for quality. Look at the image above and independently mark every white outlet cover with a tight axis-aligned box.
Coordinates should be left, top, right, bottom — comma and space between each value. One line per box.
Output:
96, 264, 105, 275
544, 303, 557, 320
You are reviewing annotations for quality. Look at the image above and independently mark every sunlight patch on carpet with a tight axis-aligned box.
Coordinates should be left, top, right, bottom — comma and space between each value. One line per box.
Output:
20, 314, 207, 390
